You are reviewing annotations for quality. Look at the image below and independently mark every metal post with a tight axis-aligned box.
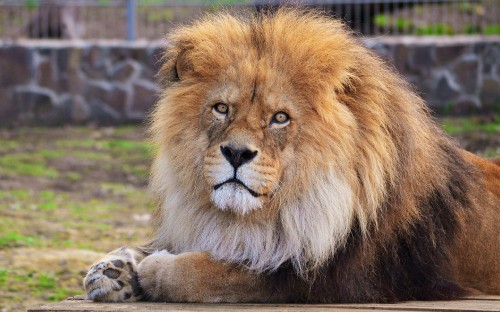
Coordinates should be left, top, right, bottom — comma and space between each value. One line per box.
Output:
126, 0, 136, 41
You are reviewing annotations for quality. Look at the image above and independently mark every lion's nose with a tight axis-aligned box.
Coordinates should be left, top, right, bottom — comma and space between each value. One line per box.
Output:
220, 145, 258, 169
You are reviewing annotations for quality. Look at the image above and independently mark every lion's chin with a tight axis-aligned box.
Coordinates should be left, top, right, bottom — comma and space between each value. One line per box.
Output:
210, 183, 263, 215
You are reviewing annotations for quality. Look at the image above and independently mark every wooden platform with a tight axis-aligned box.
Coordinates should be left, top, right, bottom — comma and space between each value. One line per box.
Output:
28, 296, 500, 312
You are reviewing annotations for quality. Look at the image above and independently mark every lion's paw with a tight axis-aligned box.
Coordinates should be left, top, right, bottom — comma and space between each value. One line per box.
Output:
84, 255, 142, 302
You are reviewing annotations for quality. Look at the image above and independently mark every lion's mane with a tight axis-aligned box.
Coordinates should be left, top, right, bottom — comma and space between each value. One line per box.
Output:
146, 9, 499, 302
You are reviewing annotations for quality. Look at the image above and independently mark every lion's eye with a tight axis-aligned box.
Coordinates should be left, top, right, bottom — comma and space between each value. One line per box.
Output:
271, 112, 290, 125
213, 103, 229, 115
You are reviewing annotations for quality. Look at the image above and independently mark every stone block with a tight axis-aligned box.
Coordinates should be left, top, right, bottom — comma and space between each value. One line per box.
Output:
61, 95, 91, 123
38, 58, 56, 89
0, 87, 15, 125
130, 47, 148, 63
0, 46, 34, 86
392, 44, 410, 74
432, 74, 460, 103
88, 98, 121, 124
410, 46, 435, 71
109, 46, 131, 65
451, 58, 479, 94
480, 44, 500, 75
129, 80, 158, 118
83, 45, 110, 79
57, 71, 84, 95
111, 61, 139, 82
56, 47, 82, 73
480, 78, 500, 111
13, 87, 59, 125
84, 80, 113, 104
108, 85, 129, 114
434, 45, 467, 66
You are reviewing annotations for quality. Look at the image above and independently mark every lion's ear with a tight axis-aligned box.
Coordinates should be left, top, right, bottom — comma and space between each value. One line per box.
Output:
158, 47, 193, 87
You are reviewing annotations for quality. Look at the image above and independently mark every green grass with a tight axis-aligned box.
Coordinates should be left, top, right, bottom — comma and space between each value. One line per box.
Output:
35, 273, 56, 290
55, 139, 101, 149
47, 289, 81, 301
441, 116, 500, 134
0, 232, 36, 248
39, 150, 65, 159
0, 140, 20, 151
484, 151, 500, 158
0, 268, 7, 286
0, 153, 59, 178
66, 172, 82, 181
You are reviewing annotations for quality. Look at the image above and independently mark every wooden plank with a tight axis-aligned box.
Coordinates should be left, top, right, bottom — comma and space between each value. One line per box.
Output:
28, 297, 500, 312
334, 299, 500, 311
28, 300, 394, 312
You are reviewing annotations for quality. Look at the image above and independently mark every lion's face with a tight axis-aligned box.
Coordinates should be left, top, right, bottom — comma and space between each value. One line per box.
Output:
201, 78, 301, 214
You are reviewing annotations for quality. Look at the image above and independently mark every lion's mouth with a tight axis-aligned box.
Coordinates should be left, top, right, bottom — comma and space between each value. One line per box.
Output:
213, 178, 261, 197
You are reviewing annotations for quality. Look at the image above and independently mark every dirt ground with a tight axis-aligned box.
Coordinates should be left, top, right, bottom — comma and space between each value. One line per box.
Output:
0, 116, 499, 312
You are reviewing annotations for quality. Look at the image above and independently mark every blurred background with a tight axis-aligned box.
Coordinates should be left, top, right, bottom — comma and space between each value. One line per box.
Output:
0, 0, 499, 39
0, 1, 499, 311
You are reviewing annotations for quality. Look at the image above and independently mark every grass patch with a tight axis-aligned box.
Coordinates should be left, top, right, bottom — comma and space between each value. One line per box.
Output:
47, 289, 81, 301
39, 150, 65, 159
55, 139, 102, 149
0, 268, 7, 286
34, 273, 56, 290
105, 139, 153, 158
0, 232, 36, 248
73, 151, 110, 160
66, 172, 82, 181
38, 201, 57, 210
11, 189, 31, 199
0, 154, 59, 178
0, 140, 20, 151
485, 151, 500, 158
441, 116, 500, 134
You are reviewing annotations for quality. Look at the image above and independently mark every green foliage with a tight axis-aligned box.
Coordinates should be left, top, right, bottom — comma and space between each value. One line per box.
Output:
417, 23, 454, 35
25, 0, 39, 10
147, 9, 174, 22
374, 14, 389, 27
484, 24, 500, 35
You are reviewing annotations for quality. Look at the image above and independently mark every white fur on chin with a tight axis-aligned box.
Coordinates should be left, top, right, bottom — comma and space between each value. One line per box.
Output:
211, 183, 263, 214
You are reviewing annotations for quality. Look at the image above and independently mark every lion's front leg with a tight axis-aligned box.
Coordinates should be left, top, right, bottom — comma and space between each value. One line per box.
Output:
83, 246, 148, 302
138, 251, 279, 303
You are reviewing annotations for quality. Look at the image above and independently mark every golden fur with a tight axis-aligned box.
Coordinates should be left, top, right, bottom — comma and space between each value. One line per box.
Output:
83, 9, 500, 303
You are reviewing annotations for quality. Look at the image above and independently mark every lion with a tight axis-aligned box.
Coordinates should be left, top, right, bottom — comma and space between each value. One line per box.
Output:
83, 9, 500, 303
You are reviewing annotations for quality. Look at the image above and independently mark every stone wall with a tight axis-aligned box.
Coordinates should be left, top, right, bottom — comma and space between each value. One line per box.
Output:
366, 36, 500, 115
0, 40, 163, 126
0, 37, 499, 126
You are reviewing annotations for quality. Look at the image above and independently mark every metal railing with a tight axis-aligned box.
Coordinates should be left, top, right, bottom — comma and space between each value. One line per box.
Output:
0, 0, 498, 40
